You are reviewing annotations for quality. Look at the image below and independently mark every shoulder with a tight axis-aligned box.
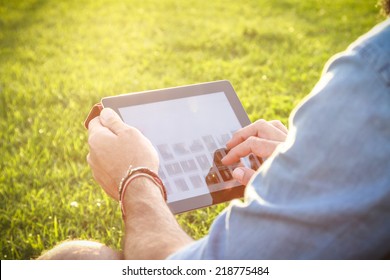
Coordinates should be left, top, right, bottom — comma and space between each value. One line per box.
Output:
349, 18, 390, 51
324, 19, 390, 87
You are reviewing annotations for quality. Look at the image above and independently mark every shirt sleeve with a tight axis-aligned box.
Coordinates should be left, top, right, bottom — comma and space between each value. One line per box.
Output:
168, 20, 390, 260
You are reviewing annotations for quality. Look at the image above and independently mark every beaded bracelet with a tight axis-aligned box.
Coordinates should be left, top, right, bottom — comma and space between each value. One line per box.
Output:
118, 166, 167, 218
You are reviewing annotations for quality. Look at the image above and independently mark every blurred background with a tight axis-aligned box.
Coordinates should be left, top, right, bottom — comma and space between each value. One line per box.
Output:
0, 0, 382, 259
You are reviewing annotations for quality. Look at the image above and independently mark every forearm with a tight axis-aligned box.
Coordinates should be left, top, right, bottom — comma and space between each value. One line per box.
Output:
122, 177, 193, 259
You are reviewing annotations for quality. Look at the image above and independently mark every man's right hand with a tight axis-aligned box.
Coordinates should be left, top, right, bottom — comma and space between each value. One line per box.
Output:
221, 119, 288, 185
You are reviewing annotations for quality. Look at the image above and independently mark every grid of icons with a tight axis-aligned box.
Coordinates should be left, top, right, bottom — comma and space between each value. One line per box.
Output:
157, 132, 262, 202
157, 133, 233, 197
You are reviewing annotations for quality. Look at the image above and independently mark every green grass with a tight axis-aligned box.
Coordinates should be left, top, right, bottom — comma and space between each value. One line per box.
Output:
0, 0, 383, 259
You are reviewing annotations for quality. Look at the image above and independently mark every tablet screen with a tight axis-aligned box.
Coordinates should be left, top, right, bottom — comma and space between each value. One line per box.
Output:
103, 81, 261, 213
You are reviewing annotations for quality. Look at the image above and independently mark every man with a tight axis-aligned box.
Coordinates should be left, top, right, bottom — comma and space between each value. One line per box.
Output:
39, 1, 390, 259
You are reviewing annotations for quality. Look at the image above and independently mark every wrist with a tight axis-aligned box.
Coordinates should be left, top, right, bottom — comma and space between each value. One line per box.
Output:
118, 166, 166, 217
121, 175, 167, 218
125, 176, 165, 199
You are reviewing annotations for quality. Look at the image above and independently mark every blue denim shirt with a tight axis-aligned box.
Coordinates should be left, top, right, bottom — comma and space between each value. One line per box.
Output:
169, 19, 390, 259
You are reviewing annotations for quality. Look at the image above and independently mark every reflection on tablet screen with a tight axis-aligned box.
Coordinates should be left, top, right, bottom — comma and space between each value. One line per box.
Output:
117, 91, 260, 213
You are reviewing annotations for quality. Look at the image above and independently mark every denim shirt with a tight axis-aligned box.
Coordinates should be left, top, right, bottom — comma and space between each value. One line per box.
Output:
169, 19, 390, 259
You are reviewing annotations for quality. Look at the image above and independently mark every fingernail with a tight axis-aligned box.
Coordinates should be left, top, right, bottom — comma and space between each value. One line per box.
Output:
221, 156, 230, 165
233, 168, 244, 181
100, 108, 115, 121
225, 141, 232, 149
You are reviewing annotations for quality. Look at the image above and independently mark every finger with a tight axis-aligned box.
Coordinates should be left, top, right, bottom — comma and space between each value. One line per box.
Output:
269, 120, 288, 134
88, 116, 102, 132
226, 119, 287, 149
88, 125, 112, 150
87, 117, 113, 147
99, 108, 128, 135
87, 153, 118, 200
232, 167, 256, 186
222, 136, 281, 165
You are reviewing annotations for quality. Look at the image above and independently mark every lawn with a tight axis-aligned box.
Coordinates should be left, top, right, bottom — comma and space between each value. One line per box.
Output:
0, 0, 383, 259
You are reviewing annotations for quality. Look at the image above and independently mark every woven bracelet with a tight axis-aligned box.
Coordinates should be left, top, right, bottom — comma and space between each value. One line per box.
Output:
118, 166, 167, 218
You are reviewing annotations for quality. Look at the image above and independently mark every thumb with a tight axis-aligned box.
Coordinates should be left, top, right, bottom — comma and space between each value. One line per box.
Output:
100, 108, 128, 135
232, 167, 255, 186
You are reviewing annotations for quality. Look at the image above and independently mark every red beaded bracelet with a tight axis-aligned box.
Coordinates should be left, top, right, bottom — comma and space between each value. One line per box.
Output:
119, 166, 167, 218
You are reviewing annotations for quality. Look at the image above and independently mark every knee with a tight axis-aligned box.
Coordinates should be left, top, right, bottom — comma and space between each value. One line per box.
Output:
38, 240, 122, 260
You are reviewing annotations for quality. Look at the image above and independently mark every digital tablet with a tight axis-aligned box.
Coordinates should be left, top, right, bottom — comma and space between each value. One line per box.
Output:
101, 80, 262, 214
